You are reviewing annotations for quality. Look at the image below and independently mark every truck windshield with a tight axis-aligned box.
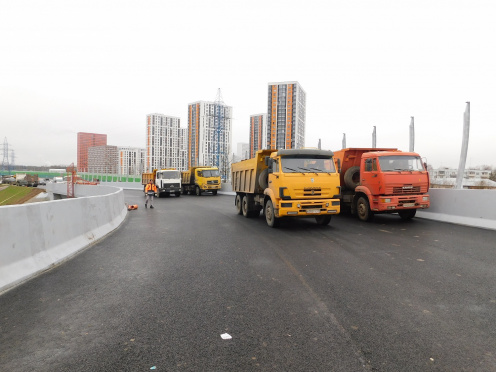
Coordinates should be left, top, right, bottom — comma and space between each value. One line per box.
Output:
199, 169, 220, 177
378, 156, 424, 171
281, 157, 336, 173
159, 171, 180, 179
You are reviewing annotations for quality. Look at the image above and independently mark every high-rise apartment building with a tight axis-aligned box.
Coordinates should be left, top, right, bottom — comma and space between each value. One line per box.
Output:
145, 114, 185, 172
88, 145, 118, 174
77, 132, 107, 172
178, 128, 188, 172
237, 142, 250, 161
249, 114, 267, 158
188, 100, 232, 179
118, 146, 145, 175
267, 81, 306, 150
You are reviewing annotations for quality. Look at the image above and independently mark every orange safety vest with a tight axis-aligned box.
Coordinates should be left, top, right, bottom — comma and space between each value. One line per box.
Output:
145, 183, 157, 193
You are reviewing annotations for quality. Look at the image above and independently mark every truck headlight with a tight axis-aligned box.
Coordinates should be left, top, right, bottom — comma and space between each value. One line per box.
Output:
382, 198, 391, 203
422, 196, 429, 201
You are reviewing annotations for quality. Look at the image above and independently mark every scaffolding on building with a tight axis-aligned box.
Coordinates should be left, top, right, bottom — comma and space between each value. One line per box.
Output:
214, 88, 225, 170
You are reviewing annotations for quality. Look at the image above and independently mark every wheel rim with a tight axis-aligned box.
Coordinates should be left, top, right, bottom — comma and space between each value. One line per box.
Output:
236, 196, 241, 212
266, 204, 273, 222
357, 200, 367, 219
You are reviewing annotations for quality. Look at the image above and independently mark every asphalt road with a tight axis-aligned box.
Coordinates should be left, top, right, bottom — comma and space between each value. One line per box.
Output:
1, 190, 495, 371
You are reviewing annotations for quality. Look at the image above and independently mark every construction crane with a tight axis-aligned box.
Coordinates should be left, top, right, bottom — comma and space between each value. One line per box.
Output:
214, 88, 225, 171
66, 163, 76, 198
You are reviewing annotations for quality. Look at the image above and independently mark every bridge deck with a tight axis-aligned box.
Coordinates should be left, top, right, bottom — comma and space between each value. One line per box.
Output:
1, 189, 495, 371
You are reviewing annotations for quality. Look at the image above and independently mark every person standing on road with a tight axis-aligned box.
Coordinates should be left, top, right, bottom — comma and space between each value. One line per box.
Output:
144, 180, 157, 209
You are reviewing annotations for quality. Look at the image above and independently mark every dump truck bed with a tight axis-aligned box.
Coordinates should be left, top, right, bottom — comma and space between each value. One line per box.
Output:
231, 149, 274, 194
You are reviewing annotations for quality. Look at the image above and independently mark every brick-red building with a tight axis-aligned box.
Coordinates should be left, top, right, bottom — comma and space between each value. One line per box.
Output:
77, 132, 107, 172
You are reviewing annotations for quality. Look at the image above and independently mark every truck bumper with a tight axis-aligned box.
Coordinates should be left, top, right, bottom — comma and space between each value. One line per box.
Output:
159, 187, 181, 193
275, 199, 340, 217
202, 185, 221, 191
371, 194, 430, 212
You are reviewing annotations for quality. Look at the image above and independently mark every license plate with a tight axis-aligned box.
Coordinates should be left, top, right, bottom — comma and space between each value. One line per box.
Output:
402, 203, 415, 207
306, 209, 320, 214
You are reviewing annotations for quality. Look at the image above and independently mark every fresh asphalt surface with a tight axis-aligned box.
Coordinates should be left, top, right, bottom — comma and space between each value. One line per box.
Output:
1, 190, 495, 372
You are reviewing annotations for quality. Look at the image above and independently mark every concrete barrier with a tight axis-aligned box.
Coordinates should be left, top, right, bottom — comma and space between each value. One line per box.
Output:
417, 189, 496, 230
0, 185, 127, 294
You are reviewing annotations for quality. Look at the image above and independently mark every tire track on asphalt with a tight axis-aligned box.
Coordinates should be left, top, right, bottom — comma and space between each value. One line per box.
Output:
272, 244, 371, 371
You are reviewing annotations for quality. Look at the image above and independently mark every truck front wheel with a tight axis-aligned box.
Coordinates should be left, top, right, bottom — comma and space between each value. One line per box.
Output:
212, 190, 218, 196
195, 186, 201, 196
265, 200, 279, 227
315, 215, 332, 226
356, 196, 373, 222
398, 209, 416, 220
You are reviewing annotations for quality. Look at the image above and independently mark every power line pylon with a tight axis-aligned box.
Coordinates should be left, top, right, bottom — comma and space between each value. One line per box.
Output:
1, 137, 9, 173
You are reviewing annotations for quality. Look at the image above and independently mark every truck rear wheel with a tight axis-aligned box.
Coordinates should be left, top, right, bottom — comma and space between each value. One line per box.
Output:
242, 195, 256, 218
399, 209, 416, 220
265, 199, 279, 227
315, 215, 332, 226
356, 196, 373, 222
195, 186, 201, 196
235, 194, 243, 215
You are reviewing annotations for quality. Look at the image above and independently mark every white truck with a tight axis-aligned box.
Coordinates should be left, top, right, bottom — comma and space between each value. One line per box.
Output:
142, 168, 182, 197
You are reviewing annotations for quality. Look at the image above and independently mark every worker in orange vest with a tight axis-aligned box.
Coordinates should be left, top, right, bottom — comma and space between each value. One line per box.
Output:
144, 180, 158, 209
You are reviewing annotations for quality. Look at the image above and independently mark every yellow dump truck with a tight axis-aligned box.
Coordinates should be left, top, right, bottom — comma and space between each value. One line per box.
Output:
181, 166, 221, 196
231, 149, 341, 227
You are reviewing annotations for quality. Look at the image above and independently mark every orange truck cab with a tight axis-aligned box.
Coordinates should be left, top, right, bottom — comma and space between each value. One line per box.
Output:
333, 148, 430, 221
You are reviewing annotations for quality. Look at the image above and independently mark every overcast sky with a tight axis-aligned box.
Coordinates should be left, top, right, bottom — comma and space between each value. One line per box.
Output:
1, 0, 495, 169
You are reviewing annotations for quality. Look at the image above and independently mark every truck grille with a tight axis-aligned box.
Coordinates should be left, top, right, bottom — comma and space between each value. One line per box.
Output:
164, 183, 180, 188
303, 187, 322, 196
207, 180, 219, 185
388, 185, 421, 195
393, 185, 420, 194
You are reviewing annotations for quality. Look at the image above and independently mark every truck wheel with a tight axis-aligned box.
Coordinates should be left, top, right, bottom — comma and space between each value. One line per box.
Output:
235, 194, 243, 215
356, 196, 373, 222
212, 190, 218, 196
242, 195, 251, 218
265, 199, 279, 227
175, 192, 181, 197
315, 215, 332, 225
399, 209, 416, 220
344, 166, 360, 189
195, 186, 201, 196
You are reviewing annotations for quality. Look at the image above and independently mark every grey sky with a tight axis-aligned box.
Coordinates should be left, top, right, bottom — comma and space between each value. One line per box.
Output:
1, 0, 495, 169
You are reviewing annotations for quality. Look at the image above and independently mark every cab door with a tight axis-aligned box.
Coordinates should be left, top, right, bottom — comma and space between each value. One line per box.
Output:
361, 157, 381, 195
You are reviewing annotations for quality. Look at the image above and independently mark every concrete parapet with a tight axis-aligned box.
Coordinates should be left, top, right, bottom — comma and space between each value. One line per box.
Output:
0, 185, 127, 294
417, 189, 496, 230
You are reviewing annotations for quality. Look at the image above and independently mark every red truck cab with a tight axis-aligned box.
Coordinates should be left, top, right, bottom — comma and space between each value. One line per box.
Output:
334, 148, 430, 221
